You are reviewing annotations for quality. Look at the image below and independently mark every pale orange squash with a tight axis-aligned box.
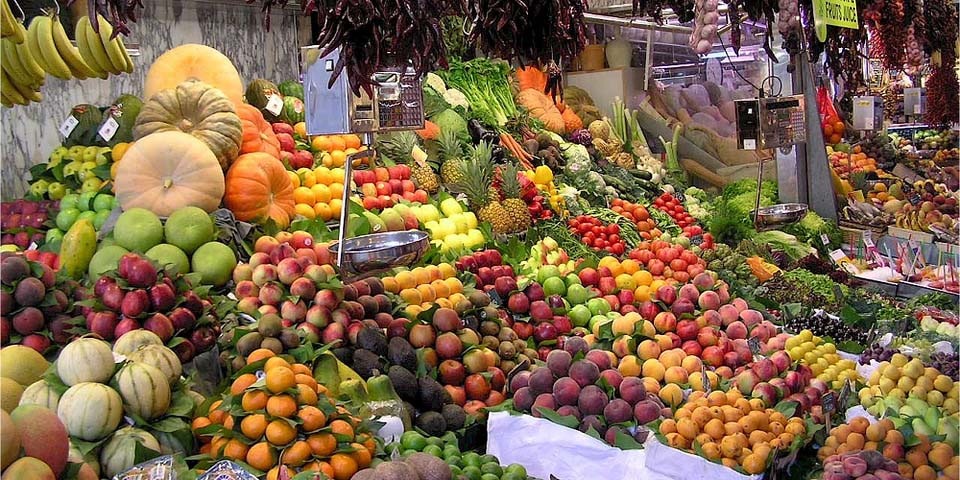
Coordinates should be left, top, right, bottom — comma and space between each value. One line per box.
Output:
237, 104, 281, 158
144, 44, 244, 106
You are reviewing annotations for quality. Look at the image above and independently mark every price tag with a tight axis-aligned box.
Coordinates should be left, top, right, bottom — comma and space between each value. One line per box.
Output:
838, 379, 852, 408
820, 233, 831, 246
862, 231, 875, 248
913, 104, 921, 114
821, 391, 837, 413
829, 249, 849, 263
748, 336, 762, 355
98, 117, 120, 142
700, 364, 711, 393
907, 192, 922, 206
743, 139, 757, 150
59, 116, 79, 137
673, 192, 686, 203
865, 118, 874, 130
265, 95, 284, 116
487, 288, 503, 306
689, 234, 704, 246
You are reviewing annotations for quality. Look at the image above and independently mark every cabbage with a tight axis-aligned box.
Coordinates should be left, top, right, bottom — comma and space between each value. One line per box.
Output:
442, 88, 470, 110
425, 73, 446, 94
751, 230, 815, 260
431, 109, 469, 142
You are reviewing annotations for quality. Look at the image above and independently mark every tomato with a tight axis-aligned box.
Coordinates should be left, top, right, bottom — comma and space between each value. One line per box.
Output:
608, 234, 620, 244
578, 223, 591, 234
669, 259, 688, 272
672, 271, 690, 283
634, 208, 649, 221
647, 259, 665, 276
610, 243, 625, 255
593, 238, 606, 248
686, 264, 705, 277
583, 232, 595, 243
654, 198, 665, 207
680, 250, 699, 265
606, 224, 620, 235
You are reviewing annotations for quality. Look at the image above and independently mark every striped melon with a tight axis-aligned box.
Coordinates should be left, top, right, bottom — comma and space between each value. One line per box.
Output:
125, 345, 182, 387
113, 329, 164, 356
100, 427, 160, 478
18, 379, 61, 410
114, 362, 171, 420
57, 383, 123, 441
68, 442, 101, 478
57, 338, 116, 386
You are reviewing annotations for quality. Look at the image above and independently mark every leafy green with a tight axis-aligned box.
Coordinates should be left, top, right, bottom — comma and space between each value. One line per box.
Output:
752, 231, 815, 261
783, 212, 841, 255
423, 85, 450, 119
782, 268, 849, 302
436, 58, 517, 127
707, 197, 755, 245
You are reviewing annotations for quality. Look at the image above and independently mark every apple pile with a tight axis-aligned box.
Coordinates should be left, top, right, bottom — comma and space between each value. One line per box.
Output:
272, 122, 314, 169
566, 215, 626, 255
85, 253, 221, 363
625, 240, 709, 283
0, 253, 81, 352
733, 355, 825, 416
511, 339, 666, 446
1, 200, 56, 249
518, 238, 577, 277
652, 193, 701, 236
455, 249, 503, 275
353, 165, 429, 210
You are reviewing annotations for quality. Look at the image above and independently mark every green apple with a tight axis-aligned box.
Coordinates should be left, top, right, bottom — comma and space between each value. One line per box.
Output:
93, 193, 115, 212
564, 273, 581, 288
93, 210, 111, 229
542, 277, 566, 297
55, 208, 80, 231
96, 147, 111, 165
59, 193, 79, 211
46, 182, 66, 200
566, 284, 591, 306
63, 160, 84, 176
77, 191, 97, 211
49, 146, 68, 165
536, 265, 560, 284
77, 210, 97, 225
67, 145, 85, 158
45, 228, 64, 245
29, 179, 49, 197
587, 297, 611, 316
80, 177, 102, 193
82, 146, 99, 163
568, 304, 592, 327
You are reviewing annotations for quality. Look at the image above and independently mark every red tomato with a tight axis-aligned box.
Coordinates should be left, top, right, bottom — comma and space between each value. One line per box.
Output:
611, 243, 625, 255
636, 249, 655, 264
606, 224, 620, 235
609, 234, 620, 244
647, 259, 665, 276
673, 271, 690, 283
680, 250, 699, 265
670, 259, 688, 272
593, 238, 606, 248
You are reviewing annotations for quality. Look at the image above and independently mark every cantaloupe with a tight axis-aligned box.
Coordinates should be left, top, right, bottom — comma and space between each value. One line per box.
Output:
144, 44, 243, 105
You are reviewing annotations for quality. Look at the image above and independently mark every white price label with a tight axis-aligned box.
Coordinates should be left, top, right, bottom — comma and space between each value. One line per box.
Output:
820, 233, 831, 246
59, 116, 79, 137
829, 249, 848, 263
265, 95, 284, 116
864, 118, 874, 130
862, 231, 875, 247
913, 104, 921, 114
98, 117, 119, 142
743, 139, 757, 150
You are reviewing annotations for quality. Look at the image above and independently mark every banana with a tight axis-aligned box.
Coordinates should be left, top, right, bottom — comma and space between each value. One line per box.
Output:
0, 0, 21, 44
25, 16, 52, 74
1, 70, 26, 105
116, 35, 133, 73
1, 38, 34, 87
94, 15, 125, 74
74, 16, 107, 78
1, 92, 12, 108
32, 16, 71, 79
50, 17, 95, 79
14, 24, 45, 83
82, 16, 116, 75
7, 69, 38, 102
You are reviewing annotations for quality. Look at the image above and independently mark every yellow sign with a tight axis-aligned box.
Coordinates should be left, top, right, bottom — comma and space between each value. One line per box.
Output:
812, 0, 859, 40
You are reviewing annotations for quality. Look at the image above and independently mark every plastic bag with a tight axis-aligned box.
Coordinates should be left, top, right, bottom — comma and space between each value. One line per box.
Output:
817, 86, 845, 144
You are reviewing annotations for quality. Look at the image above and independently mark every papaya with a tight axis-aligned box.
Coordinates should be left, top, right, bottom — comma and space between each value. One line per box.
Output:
312, 353, 341, 398
59, 219, 97, 279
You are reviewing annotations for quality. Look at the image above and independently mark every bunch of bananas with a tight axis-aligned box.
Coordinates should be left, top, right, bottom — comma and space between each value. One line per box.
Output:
0, 11, 132, 108
1, 0, 23, 43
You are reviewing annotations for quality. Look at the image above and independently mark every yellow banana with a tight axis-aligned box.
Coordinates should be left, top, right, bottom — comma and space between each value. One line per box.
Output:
116, 35, 133, 73
7, 69, 38, 102
1, 91, 12, 108
74, 16, 107, 78
14, 24, 45, 83
50, 17, 95, 79
82, 16, 116, 75
32, 16, 70, 79
25, 16, 52, 74
1, 70, 26, 105
0, 0, 21, 44
1, 38, 34, 87
94, 15, 125, 74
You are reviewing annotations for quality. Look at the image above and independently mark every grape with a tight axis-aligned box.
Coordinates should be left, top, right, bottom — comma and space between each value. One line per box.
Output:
859, 343, 899, 363
929, 352, 958, 380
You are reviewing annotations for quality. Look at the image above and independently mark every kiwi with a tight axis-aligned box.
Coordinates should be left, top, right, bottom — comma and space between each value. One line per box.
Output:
260, 337, 283, 354
279, 329, 301, 349
236, 332, 264, 357
257, 314, 282, 337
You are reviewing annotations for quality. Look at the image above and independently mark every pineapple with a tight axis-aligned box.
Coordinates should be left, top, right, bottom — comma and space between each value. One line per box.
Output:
499, 162, 530, 233
375, 131, 418, 163
455, 143, 512, 234
437, 129, 464, 186
411, 145, 440, 193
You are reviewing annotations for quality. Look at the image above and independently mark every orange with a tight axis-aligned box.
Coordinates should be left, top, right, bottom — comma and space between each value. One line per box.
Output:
299, 405, 327, 431
329, 453, 358, 480
266, 394, 297, 417
343, 134, 362, 149
246, 442, 278, 472
265, 419, 297, 445
438, 263, 456, 279
266, 366, 296, 394
192, 416, 212, 434
295, 383, 319, 406
329, 182, 344, 200
330, 150, 347, 167
304, 461, 336, 478
223, 415, 235, 431
293, 187, 316, 205
307, 432, 338, 456
349, 442, 372, 468
287, 171, 300, 189
313, 203, 333, 221
247, 348, 277, 365
295, 373, 318, 392
312, 136, 332, 153
210, 436, 229, 458
328, 136, 346, 151
208, 401, 226, 424
329, 419, 355, 440
281, 440, 312, 467
231, 373, 258, 395
294, 204, 316, 219
328, 198, 342, 218
223, 439, 250, 461
291, 363, 312, 376
311, 184, 332, 203
242, 390, 269, 411
241, 414, 269, 440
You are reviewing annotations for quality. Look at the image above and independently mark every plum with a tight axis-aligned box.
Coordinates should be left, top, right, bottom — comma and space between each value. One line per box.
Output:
569, 359, 600, 388
577, 385, 608, 416
552, 377, 581, 406
602, 399, 632, 424
546, 350, 572, 378
527, 367, 555, 396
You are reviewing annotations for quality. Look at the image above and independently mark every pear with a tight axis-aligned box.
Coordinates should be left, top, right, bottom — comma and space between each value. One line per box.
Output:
912, 416, 936, 437
923, 405, 941, 431
903, 358, 925, 380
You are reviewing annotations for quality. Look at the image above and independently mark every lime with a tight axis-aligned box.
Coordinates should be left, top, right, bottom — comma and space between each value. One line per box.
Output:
504, 464, 527, 477
422, 444, 443, 457
93, 210, 111, 230
443, 445, 460, 459
445, 455, 462, 467
55, 208, 80, 231
88, 245, 129, 278
461, 466, 482, 480
77, 211, 97, 225
44, 228, 64, 245
481, 463, 502, 476
480, 474, 499, 480
93, 193, 115, 212
480, 454, 497, 465
146, 243, 190, 275
190, 242, 236, 286
164, 206, 215, 254
59, 194, 79, 212
500, 473, 524, 480
425, 436, 444, 448
384, 443, 400, 456
77, 191, 97, 211
400, 431, 427, 451
402, 449, 419, 457
462, 452, 482, 468
449, 465, 462, 477
113, 208, 163, 252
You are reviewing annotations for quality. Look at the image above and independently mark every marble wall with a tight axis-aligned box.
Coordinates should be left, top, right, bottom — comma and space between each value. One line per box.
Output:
1, 0, 303, 199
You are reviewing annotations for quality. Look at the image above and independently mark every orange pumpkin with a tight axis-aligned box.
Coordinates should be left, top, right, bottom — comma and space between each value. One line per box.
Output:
224, 153, 296, 227
237, 104, 281, 158
562, 108, 583, 133
414, 120, 440, 141
516, 66, 548, 92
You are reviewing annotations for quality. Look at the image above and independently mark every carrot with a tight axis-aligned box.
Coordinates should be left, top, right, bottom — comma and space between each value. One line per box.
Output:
499, 132, 535, 170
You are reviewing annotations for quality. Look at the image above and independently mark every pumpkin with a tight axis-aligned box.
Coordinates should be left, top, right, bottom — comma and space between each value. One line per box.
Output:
562, 107, 583, 133
245, 78, 282, 121
57, 383, 123, 441
134, 80, 242, 169
125, 345, 182, 387
516, 89, 565, 134
224, 152, 296, 227
112, 329, 163, 356
57, 337, 115, 386
237, 103, 281, 158
115, 362, 171, 420
100, 427, 161, 478
414, 120, 441, 140
144, 44, 243, 106
516, 66, 548, 92
115, 131, 226, 217
18, 379, 60, 411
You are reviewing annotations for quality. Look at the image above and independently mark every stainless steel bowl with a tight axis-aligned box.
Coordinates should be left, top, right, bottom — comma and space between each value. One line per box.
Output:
752, 203, 809, 231
330, 231, 430, 278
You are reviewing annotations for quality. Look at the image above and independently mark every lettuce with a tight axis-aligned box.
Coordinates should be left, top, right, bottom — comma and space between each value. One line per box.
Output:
752, 230, 815, 260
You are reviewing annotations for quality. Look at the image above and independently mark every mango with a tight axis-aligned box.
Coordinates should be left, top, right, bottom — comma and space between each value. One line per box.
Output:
1, 457, 56, 479
59, 219, 97, 279
0, 377, 23, 413
10, 405, 69, 476
0, 410, 19, 470
0, 345, 49, 385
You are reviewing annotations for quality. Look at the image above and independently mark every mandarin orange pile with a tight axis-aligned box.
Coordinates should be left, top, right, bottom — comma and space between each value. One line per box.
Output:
382, 264, 466, 317
191, 349, 376, 480
658, 389, 807, 474
287, 166, 346, 222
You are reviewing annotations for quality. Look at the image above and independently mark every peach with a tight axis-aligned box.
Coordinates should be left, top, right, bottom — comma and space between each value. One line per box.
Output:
252, 264, 279, 287
585, 349, 612, 370
664, 366, 689, 384
611, 335, 636, 358
698, 291, 721, 311
726, 321, 748, 340
658, 349, 685, 368
513, 387, 535, 411
553, 377, 581, 406
532, 393, 556, 417
569, 360, 600, 387
528, 367, 556, 396
258, 282, 284, 306
641, 359, 665, 381
599, 369, 623, 390
692, 272, 715, 291
254, 235, 279, 254
234, 280, 259, 299
634, 399, 661, 424
731, 298, 749, 312
703, 309, 722, 327
617, 355, 642, 377
739, 309, 763, 327
718, 304, 740, 326
618, 377, 646, 404
233, 263, 254, 283
280, 300, 307, 323
577, 385, 608, 415
637, 339, 661, 361
681, 355, 703, 374
556, 405, 581, 421
653, 312, 677, 333
603, 398, 633, 423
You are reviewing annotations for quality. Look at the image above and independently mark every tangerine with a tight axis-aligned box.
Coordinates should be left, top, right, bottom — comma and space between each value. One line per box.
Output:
264, 356, 293, 372
246, 442, 278, 472
349, 442, 372, 467
266, 394, 298, 417
329, 453, 359, 480
296, 384, 319, 406
307, 432, 338, 456
223, 439, 250, 461
281, 440, 312, 467
231, 373, 258, 395
242, 390, 270, 411
241, 414, 268, 440
265, 419, 297, 445
299, 405, 327, 431
266, 366, 296, 394
247, 348, 277, 365
329, 419, 355, 440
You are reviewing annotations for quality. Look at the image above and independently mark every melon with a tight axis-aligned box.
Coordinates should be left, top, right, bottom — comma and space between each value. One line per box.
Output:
57, 337, 116, 386
144, 44, 243, 106
0, 410, 19, 470
113, 329, 164, 356
0, 345, 50, 385
115, 362, 171, 420
19, 379, 61, 411
1, 457, 56, 480
10, 404, 69, 476
68, 441, 101, 477
154, 429, 191, 456
125, 344, 182, 387
100, 427, 161, 478
57, 383, 123, 441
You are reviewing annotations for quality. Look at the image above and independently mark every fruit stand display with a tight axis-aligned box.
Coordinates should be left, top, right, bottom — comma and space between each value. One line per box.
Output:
1, 0, 960, 479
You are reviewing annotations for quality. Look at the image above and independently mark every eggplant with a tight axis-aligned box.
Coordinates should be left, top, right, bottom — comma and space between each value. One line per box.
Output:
467, 119, 500, 145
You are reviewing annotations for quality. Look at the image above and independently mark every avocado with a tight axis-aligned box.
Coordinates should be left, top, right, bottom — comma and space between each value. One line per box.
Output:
357, 326, 388, 356
417, 376, 445, 412
388, 365, 418, 402
388, 337, 418, 372
352, 349, 383, 379
414, 412, 447, 438
441, 404, 466, 430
